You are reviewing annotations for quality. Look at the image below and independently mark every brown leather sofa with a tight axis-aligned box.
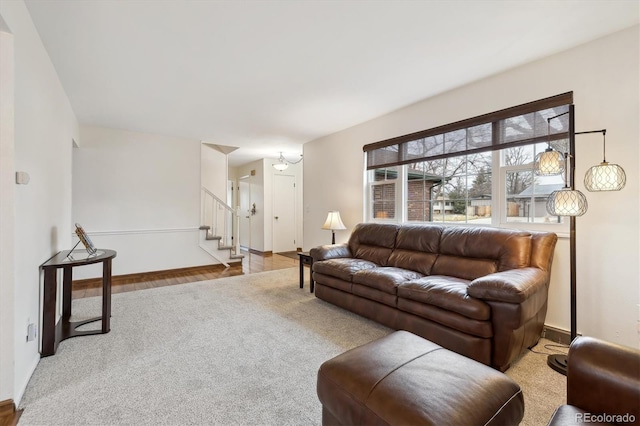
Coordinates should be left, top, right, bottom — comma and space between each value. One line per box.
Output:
548, 336, 640, 426
310, 222, 558, 371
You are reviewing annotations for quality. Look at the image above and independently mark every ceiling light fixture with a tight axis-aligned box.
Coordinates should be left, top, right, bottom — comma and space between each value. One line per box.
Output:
272, 152, 303, 171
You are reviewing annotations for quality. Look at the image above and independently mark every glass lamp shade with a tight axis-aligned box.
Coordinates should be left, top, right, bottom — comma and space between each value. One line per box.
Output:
534, 149, 565, 176
322, 211, 346, 231
273, 162, 289, 171
584, 161, 626, 192
546, 188, 588, 216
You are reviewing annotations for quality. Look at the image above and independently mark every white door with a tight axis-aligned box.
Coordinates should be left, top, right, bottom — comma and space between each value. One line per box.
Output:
239, 180, 251, 249
273, 174, 296, 253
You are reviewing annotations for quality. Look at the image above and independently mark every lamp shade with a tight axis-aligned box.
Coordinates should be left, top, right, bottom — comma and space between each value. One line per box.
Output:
546, 188, 588, 216
322, 211, 346, 231
534, 149, 565, 176
273, 162, 288, 171
584, 162, 626, 191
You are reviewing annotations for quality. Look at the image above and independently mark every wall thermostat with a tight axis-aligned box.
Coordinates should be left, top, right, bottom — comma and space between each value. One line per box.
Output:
16, 171, 30, 185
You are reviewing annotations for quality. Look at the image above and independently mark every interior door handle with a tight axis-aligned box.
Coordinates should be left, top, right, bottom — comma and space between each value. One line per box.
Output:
274, 216, 279, 220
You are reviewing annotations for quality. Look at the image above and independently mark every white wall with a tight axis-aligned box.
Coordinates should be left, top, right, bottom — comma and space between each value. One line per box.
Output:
303, 26, 640, 348
0, 0, 79, 403
201, 143, 227, 200
72, 126, 216, 279
0, 16, 15, 404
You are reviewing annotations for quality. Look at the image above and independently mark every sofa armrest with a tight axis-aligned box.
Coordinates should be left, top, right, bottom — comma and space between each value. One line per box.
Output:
467, 268, 547, 304
310, 244, 352, 262
566, 336, 640, 419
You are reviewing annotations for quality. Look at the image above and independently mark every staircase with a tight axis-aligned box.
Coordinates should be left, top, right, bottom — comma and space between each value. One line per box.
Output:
200, 187, 243, 267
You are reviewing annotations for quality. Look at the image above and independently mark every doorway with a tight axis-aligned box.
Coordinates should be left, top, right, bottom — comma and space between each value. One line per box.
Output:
239, 179, 251, 249
272, 174, 297, 253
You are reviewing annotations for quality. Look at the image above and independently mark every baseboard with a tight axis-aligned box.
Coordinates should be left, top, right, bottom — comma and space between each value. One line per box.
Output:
0, 399, 22, 426
542, 325, 579, 346
246, 248, 273, 256
72, 263, 240, 290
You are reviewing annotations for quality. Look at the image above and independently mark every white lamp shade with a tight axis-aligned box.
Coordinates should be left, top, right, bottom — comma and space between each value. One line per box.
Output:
534, 149, 565, 176
584, 162, 626, 192
322, 211, 346, 230
273, 162, 288, 171
546, 188, 588, 217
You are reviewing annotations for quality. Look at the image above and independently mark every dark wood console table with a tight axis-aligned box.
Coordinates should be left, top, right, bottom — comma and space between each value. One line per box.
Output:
40, 249, 117, 357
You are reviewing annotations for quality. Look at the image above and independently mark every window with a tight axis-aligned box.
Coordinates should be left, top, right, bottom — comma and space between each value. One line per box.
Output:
369, 167, 398, 220
364, 93, 574, 231
501, 142, 567, 224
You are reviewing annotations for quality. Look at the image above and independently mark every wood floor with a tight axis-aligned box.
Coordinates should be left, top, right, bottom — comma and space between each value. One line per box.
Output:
72, 251, 300, 299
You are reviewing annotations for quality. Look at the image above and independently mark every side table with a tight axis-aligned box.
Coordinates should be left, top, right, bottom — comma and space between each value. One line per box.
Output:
40, 249, 117, 356
298, 252, 314, 293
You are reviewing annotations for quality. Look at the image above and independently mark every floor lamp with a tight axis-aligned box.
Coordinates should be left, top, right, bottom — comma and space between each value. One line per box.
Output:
537, 106, 626, 376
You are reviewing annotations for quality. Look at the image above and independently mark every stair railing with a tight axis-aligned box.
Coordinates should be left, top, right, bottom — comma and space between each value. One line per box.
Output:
201, 187, 240, 256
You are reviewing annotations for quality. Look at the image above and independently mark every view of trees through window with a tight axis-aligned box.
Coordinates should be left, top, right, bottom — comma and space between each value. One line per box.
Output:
366, 104, 570, 227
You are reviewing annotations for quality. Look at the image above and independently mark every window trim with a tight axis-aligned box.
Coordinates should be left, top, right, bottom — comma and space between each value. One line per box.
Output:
364, 92, 573, 170
364, 94, 575, 234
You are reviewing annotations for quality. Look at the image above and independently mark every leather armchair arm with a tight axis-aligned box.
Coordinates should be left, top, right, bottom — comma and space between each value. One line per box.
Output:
467, 268, 547, 304
310, 244, 352, 262
566, 336, 640, 419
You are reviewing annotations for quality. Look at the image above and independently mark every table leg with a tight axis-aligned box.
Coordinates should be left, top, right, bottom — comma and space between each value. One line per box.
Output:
310, 268, 314, 293
102, 258, 112, 333
62, 265, 73, 320
41, 267, 58, 356
299, 259, 304, 289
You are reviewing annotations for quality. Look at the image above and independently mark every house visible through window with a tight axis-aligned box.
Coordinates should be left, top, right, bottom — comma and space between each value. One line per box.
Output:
364, 93, 572, 230
371, 167, 397, 220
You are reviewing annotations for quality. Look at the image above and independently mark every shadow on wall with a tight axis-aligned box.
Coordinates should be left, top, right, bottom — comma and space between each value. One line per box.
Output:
50, 226, 58, 254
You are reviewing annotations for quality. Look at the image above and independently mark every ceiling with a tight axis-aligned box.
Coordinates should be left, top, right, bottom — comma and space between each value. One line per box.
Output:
24, 0, 638, 167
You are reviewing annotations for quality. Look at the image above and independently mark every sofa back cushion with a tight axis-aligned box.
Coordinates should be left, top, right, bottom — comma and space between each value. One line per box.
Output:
529, 231, 558, 272
431, 227, 532, 280
348, 223, 399, 266
387, 224, 442, 275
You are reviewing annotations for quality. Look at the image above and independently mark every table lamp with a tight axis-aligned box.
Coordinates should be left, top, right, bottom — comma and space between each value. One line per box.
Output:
322, 211, 346, 244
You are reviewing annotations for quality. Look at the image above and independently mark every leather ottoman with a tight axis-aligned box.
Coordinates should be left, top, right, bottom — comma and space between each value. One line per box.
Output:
317, 331, 524, 426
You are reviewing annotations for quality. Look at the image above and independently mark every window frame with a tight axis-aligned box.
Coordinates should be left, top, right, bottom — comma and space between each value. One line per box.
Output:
366, 167, 401, 222
363, 94, 574, 236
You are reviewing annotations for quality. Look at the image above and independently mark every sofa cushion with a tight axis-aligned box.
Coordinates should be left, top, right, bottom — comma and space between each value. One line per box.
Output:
352, 284, 397, 308
387, 224, 441, 275
398, 276, 490, 321
313, 258, 378, 282
312, 273, 353, 294
353, 267, 424, 295
397, 298, 493, 338
431, 255, 498, 281
348, 223, 399, 266
432, 226, 532, 278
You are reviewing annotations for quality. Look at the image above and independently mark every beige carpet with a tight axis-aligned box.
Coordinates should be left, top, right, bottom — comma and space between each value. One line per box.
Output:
19, 267, 566, 425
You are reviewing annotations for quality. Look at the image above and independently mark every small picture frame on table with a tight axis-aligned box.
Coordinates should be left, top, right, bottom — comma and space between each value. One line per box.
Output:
74, 223, 97, 255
